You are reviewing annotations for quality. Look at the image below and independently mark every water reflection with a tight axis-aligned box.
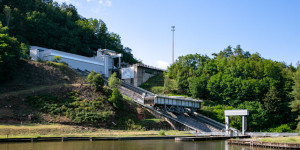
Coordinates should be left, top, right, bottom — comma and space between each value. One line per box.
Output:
0, 140, 278, 150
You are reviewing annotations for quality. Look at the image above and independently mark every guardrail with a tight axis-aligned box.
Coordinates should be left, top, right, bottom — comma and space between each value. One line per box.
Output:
246, 132, 299, 137
191, 131, 227, 136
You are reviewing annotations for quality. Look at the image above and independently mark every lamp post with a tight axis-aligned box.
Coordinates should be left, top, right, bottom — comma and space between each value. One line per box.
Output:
171, 26, 175, 64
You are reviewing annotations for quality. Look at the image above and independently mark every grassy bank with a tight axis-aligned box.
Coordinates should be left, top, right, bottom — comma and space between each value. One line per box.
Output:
257, 136, 300, 144
0, 124, 192, 138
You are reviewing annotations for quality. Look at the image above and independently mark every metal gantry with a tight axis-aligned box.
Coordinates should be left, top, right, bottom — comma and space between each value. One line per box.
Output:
144, 95, 202, 114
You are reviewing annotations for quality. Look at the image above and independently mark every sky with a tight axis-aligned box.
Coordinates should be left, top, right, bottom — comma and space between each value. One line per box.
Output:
55, 0, 300, 69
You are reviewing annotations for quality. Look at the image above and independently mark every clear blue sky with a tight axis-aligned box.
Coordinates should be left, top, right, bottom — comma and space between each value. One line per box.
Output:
56, 0, 300, 69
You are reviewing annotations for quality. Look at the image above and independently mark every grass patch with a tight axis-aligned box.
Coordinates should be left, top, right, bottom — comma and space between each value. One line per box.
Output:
0, 123, 192, 138
258, 136, 300, 144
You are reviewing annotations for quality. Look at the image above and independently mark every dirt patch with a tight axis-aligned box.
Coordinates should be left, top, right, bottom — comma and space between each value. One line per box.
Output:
0, 60, 84, 94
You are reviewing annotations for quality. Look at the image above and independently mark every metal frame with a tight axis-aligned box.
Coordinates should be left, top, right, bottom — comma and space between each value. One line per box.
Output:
225, 109, 249, 135
161, 104, 195, 114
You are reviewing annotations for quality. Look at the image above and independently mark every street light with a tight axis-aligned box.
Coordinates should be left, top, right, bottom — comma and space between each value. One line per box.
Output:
171, 26, 175, 64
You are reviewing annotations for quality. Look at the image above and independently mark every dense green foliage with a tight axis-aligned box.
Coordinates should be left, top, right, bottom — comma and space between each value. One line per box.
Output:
108, 88, 123, 109
26, 90, 113, 125
0, 0, 138, 64
107, 72, 123, 108
108, 72, 121, 88
290, 65, 300, 132
87, 71, 104, 91
0, 22, 21, 82
166, 45, 297, 131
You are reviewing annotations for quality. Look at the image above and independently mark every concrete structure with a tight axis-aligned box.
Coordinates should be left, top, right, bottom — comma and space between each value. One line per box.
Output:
224, 109, 249, 135
121, 63, 164, 87
30, 46, 122, 77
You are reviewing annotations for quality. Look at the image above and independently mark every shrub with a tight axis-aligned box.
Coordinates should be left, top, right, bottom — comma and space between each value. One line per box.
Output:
108, 88, 123, 108
87, 71, 104, 91
45, 61, 68, 69
108, 72, 121, 88
158, 130, 165, 136
267, 124, 294, 132
53, 56, 62, 62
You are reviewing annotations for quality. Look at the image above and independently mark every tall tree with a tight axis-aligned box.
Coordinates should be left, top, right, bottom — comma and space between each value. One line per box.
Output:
0, 22, 20, 82
290, 65, 300, 132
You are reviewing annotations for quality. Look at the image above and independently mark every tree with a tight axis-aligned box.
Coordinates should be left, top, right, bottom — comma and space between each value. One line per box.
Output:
0, 22, 20, 82
263, 86, 281, 113
189, 74, 208, 99
108, 72, 121, 88
236, 101, 268, 131
290, 66, 300, 132
3, 5, 12, 27
0, 0, 138, 64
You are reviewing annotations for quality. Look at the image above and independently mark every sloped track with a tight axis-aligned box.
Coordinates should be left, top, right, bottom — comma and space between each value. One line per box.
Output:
116, 81, 227, 133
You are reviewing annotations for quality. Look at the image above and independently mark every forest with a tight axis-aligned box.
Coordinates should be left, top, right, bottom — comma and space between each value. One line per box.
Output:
164, 45, 300, 132
0, 0, 138, 82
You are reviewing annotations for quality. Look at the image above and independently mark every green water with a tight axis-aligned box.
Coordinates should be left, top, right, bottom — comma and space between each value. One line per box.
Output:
0, 140, 277, 150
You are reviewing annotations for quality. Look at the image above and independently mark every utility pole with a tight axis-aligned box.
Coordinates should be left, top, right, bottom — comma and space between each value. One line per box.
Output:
171, 26, 175, 64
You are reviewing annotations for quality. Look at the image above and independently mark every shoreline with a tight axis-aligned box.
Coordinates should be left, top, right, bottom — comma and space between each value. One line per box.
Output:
0, 136, 186, 143
0, 135, 247, 143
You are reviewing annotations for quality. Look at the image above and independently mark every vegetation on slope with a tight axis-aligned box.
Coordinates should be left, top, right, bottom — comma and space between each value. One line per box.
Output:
0, 61, 169, 130
141, 45, 299, 132
0, 60, 84, 94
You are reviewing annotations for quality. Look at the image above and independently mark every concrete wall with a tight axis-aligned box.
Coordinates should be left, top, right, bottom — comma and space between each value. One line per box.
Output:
122, 64, 164, 87
30, 46, 114, 77
134, 65, 164, 87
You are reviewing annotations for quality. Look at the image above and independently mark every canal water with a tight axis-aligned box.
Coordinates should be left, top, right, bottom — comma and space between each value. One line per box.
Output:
0, 140, 278, 150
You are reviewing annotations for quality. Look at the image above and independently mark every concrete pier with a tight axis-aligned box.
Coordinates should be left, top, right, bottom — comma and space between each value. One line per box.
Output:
227, 139, 300, 149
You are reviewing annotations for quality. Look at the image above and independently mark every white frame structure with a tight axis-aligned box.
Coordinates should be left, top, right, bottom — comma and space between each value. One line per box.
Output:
224, 109, 249, 135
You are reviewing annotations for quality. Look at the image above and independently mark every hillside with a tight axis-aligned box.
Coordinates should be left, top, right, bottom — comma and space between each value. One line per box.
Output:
0, 60, 170, 130
140, 46, 298, 132
0, 60, 84, 94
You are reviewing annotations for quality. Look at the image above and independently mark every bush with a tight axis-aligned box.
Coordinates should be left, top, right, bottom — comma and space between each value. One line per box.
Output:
108, 88, 123, 108
267, 124, 294, 132
87, 71, 104, 91
108, 72, 121, 88
158, 130, 165, 136
45, 61, 68, 69
53, 56, 62, 62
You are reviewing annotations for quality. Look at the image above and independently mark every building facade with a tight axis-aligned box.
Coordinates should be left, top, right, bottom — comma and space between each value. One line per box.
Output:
30, 46, 122, 77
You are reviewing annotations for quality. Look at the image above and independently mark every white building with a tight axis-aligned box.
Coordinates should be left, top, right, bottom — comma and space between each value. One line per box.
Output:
30, 46, 122, 77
